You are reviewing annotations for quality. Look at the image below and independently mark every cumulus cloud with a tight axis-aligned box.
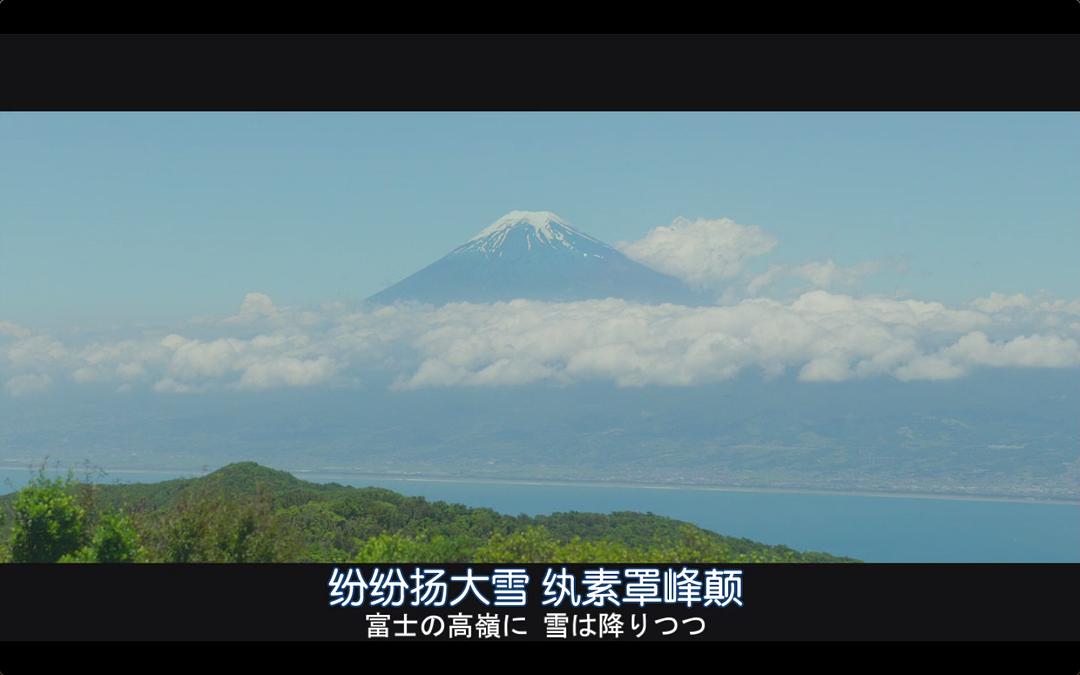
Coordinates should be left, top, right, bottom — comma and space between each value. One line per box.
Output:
0, 320, 32, 339
222, 292, 281, 324
4, 335, 70, 370
5, 373, 52, 397
3, 288, 1080, 394
617, 216, 894, 301
943, 332, 1080, 369
890, 331, 1080, 382
893, 355, 967, 382
237, 356, 337, 390
389, 292, 990, 389
972, 292, 1032, 314
153, 332, 337, 392
70, 339, 170, 384
965, 294, 1080, 333
748, 260, 884, 296
617, 217, 777, 290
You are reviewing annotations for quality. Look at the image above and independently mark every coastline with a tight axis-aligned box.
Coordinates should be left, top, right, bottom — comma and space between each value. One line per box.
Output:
1, 463, 1077, 506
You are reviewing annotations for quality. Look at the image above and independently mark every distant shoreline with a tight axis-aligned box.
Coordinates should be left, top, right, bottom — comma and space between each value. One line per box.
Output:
1, 463, 1076, 506
294, 471, 1080, 506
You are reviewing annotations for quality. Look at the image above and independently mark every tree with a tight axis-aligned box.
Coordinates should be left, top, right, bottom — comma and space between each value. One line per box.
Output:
9, 473, 86, 562
474, 526, 559, 562
150, 487, 296, 562
61, 512, 147, 563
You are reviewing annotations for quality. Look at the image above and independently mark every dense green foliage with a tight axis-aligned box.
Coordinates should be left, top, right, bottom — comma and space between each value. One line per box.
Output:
60, 513, 147, 563
0, 462, 857, 563
8, 472, 86, 562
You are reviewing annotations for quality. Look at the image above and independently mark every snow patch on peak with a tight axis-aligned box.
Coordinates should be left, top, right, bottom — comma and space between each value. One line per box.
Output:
461, 210, 605, 255
369, 210, 704, 305
468, 211, 571, 242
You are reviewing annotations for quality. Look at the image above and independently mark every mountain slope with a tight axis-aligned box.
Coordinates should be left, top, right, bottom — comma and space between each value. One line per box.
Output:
368, 211, 700, 305
0, 462, 856, 562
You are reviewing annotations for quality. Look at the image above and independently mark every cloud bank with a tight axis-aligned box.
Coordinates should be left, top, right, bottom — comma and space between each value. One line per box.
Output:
2, 216, 1077, 396
3, 289, 1079, 396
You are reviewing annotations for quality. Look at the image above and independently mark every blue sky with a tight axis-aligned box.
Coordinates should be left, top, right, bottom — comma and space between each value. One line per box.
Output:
1, 112, 1077, 328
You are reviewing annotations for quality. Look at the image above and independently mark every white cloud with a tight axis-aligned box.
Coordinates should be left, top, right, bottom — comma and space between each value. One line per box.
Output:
943, 331, 1080, 369
0, 320, 32, 339
5, 373, 52, 397
892, 331, 1080, 381
237, 356, 337, 390
222, 292, 281, 324
4, 335, 69, 370
154, 331, 334, 391
4, 289, 1080, 394
73, 367, 100, 384
893, 355, 967, 382
1036, 298, 1080, 316
116, 362, 147, 380
388, 293, 994, 389
749, 260, 883, 296
163, 335, 250, 379
798, 354, 854, 383
153, 377, 205, 395
71, 340, 169, 384
972, 292, 1031, 314
617, 217, 777, 289
617, 216, 894, 300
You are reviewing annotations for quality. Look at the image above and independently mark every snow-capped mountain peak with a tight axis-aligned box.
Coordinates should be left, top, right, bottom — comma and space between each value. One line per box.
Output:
469, 210, 569, 239
368, 210, 700, 305
459, 210, 605, 255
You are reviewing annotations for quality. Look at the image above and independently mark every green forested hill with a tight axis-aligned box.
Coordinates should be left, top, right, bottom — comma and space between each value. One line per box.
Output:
0, 462, 857, 563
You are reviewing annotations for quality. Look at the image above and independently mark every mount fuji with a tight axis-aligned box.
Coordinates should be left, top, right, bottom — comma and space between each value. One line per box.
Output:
368, 211, 700, 305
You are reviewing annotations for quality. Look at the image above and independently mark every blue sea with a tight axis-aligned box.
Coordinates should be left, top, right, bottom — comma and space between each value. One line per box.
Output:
1, 467, 1076, 562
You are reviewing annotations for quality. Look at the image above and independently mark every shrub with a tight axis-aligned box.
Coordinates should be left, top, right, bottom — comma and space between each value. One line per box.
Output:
61, 512, 146, 563
9, 473, 86, 562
